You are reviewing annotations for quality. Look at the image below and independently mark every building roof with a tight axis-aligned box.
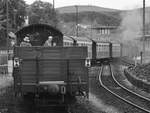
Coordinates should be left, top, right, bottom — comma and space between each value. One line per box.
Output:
70, 36, 91, 42
91, 25, 118, 29
136, 34, 150, 40
63, 36, 74, 41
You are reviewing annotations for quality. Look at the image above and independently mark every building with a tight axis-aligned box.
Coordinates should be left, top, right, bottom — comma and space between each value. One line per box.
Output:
91, 25, 118, 41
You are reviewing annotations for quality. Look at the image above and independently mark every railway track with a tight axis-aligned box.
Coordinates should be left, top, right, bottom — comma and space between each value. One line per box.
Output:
119, 57, 136, 67
99, 63, 150, 113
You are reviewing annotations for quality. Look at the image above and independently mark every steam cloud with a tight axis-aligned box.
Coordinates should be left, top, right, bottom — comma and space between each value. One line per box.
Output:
120, 10, 142, 42
118, 8, 150, 56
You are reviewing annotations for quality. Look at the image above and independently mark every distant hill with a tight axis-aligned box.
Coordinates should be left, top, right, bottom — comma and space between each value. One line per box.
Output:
56, 5, 120, 14
57, 5, 122, 26
56, 5, 150, 38
56, 5, 123, 37
58, 11, 121, 26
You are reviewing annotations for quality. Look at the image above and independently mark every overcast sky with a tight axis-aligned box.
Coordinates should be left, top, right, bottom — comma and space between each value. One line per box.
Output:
24, 0, 150, 10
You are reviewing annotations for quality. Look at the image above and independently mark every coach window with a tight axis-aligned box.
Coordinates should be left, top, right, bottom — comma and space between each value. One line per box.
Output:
99, 45, 101, 51
102, 45, 104, 51
99, 45, 100, 51
104, 29, 106, 34
100, 45, 102, 51
105, 45, 107, 51
102, 29, 104, 34
98, 45, 100, 51
103, 45, 105, 51
96, 45, 98, 51
100, 28, 102, 34
108, 29, 110, 35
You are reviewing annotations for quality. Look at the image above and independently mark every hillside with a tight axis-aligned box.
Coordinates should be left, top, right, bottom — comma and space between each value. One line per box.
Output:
58, 11, 121, 26
57, 5, 122, 26
56, 5, 120, 14
56, 5, 122, 37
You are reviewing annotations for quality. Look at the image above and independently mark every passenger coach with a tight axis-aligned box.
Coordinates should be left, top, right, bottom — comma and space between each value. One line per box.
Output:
70, 36, 92, 59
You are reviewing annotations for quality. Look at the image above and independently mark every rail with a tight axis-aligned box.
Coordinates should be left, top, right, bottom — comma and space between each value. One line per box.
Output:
99, 63, 150, 113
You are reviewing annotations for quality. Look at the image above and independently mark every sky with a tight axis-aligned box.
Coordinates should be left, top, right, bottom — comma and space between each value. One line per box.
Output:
24, 0, 150, 10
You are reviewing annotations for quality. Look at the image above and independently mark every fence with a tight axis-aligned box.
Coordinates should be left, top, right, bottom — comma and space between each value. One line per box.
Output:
0, 50, 13, 76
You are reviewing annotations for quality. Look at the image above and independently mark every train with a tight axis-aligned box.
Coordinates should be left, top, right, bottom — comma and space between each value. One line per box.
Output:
63, 36, 139, 64
13, 24, 89, 105
13, 23, 138, 105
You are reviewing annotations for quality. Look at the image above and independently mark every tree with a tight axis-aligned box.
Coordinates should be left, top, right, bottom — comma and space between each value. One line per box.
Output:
0, 0, 26, 47
7, 0, 26, 30
27, 0, 57, 26
0, 0, 6, 30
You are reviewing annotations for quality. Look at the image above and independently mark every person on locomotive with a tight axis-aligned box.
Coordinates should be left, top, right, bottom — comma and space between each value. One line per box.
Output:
20, 36, 32, 47
44, 36, 53, 46
8, 32, 17, 46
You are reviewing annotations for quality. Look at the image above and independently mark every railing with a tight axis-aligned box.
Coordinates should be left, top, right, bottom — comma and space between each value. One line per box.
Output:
0, 50, 13, 76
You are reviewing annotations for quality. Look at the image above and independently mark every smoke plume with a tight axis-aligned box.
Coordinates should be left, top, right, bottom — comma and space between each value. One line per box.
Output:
119, 10, 142, 42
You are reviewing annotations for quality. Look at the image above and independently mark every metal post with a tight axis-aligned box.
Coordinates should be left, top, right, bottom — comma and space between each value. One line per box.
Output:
53, 0, 54, 10
75, 5, 78, 37
142, 0, 145, 64
53, 0, 56, 27
6, 0, 9, 61
13, 9, 17, 31
90, 12, 93, 39
140, 51, 143, 64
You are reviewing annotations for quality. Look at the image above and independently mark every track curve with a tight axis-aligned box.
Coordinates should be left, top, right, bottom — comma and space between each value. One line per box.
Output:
99, 64, 150, 113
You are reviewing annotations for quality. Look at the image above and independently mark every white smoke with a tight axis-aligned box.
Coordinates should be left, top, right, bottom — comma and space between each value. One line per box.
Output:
119, 10, 142, 42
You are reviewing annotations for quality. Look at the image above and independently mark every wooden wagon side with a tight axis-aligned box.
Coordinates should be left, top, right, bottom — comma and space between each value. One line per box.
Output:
13, 47, 89, 98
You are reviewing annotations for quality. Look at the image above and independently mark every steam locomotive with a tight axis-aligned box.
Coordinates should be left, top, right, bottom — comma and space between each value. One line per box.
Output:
13, 23, 138, 105
13, 24, 89, 105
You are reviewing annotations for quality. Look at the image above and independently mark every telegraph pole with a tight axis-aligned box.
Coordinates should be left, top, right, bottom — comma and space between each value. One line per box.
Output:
13, 9, 17, 31
142, 0, 145, 64
6, 0, 9, 54
52, 0, 56, 27
75, 5, 78, 37
53, 0, 54, 10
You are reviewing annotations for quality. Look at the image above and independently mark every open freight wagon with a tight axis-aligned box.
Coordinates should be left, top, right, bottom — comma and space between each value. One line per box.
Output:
13, 46, 89, 103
